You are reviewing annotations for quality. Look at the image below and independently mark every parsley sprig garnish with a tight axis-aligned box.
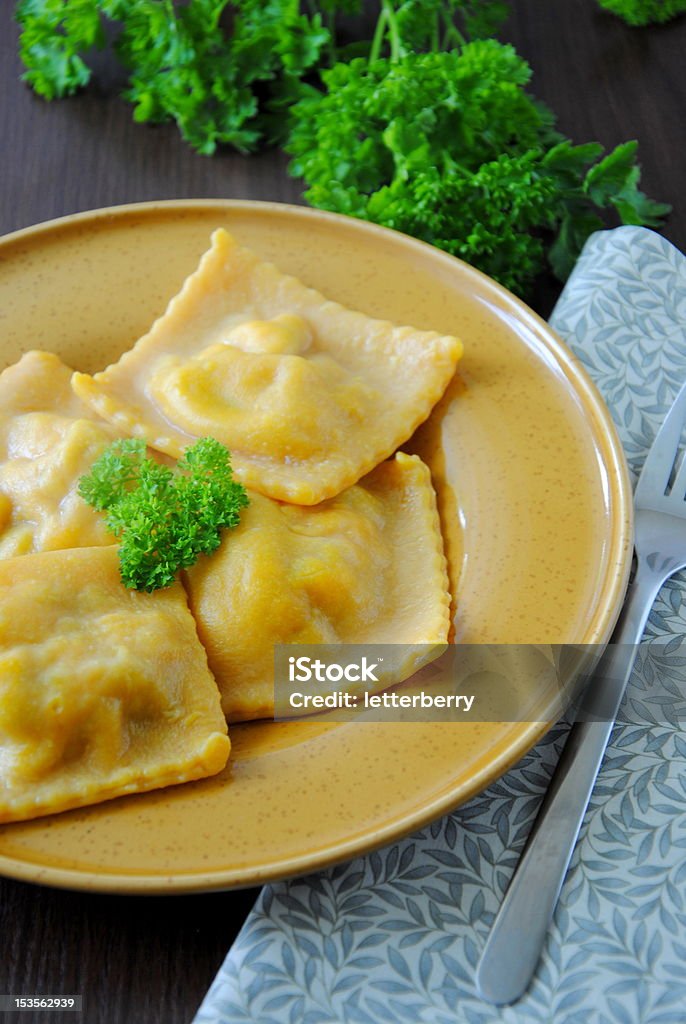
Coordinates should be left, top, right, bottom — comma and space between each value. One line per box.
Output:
78, 437, 249, 591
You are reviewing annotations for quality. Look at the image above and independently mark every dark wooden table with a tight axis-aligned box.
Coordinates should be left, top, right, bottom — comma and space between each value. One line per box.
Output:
1, 3, 685, 1022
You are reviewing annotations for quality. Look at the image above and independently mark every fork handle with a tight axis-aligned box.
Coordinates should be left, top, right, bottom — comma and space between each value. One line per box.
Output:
475, 561, 665, 1006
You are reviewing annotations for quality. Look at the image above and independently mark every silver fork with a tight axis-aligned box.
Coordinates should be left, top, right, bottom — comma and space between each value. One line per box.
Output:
476, 378, 686, 1005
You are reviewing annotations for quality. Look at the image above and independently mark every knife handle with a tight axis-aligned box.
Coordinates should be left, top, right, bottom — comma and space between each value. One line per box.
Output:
475, 561, 664, 1006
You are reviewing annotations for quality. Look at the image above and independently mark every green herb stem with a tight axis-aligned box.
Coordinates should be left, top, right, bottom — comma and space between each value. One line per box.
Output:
369, 4, 389, 63
383, 0, 402, 63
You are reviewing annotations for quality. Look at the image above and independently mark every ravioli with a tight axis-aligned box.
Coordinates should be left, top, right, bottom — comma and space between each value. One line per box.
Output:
0, 546, 230, 824
0, 351, 121, 559
72, 229, 463, 504
183, 453, 451, 722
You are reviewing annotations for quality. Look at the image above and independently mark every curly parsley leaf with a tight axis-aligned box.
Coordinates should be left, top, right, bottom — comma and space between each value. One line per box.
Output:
78, 437, 249, 591
77, 436, 149, 511
16, 0, 104, 98
596, 0, 686, 26
583, 140, 671, 225
113, 0, 256, 154
113, 0, 334, 154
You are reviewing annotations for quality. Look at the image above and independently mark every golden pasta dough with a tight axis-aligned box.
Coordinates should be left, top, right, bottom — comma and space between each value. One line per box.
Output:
183, 453, 450, 721
0, 351, 120, 559
0, 546, 230, 824
72, 229, 462, 504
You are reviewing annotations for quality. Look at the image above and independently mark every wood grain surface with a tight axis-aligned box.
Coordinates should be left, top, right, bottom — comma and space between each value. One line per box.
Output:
0, 3, 684, 1022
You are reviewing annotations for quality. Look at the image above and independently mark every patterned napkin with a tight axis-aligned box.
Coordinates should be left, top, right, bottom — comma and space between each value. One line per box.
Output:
193, 227, 686, 1024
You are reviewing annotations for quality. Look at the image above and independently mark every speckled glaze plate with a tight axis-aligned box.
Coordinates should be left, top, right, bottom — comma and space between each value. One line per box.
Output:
0, 201, 632, 893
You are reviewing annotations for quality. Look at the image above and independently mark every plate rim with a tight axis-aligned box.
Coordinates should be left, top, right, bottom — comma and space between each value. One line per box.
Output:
0, 199, 633, 893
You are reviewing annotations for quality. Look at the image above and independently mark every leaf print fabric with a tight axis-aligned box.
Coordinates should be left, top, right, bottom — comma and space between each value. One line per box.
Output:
193, 227, 686, 1024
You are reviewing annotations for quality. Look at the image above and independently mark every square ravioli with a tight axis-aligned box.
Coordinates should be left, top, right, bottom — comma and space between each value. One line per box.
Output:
72, 229, 463, 505
0, 546, 230, 824
183, 453, 451, 722
0, 351, 121, 559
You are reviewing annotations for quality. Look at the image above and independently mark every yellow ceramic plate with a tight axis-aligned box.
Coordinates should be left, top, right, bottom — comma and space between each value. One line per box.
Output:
0, 201, 632, 893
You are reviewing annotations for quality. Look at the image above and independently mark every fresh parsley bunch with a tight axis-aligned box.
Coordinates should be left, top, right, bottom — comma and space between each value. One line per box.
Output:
16, 0, 338, 153
15, 0, 671, 296
597, 0, 686, 25
286, 29, 670, 294
78, 437, 249, 591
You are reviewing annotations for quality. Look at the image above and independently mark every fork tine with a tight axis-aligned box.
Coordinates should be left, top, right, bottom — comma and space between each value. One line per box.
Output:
670, 448, 686, 501
635, 378, 686, 503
